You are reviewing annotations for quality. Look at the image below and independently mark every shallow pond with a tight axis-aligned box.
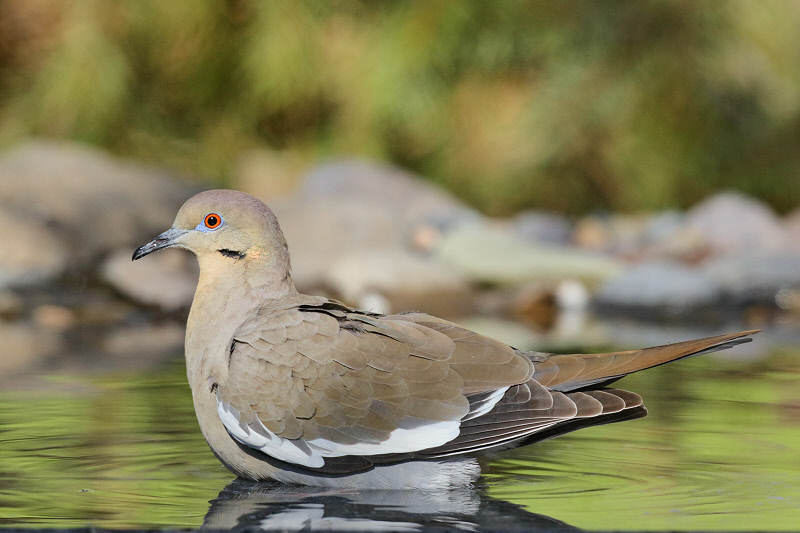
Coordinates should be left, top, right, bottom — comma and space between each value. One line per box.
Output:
1, 334, 799, 530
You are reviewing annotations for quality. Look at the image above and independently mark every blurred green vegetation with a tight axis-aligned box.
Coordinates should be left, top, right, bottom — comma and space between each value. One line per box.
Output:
1, 0, 799, 215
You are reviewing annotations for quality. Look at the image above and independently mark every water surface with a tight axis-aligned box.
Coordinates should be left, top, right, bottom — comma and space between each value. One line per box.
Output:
1, 342, 798, 530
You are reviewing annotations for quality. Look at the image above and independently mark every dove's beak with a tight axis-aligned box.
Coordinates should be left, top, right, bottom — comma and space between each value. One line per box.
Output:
132, 228, 189, 260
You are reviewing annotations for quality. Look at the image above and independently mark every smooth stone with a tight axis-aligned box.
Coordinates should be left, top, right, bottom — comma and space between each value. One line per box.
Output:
323, 248, 471, 316
297, 160, 480, 229
436, 222, 622, 286
273, 198, 409, 291
705, 253, 800, 306
101, 248, 198, 311
512, 210, 572, 244
0, 206, 69, 288
685, 191, 790, 257
263, 161, 481, 290
594, 261, 724, 318
0, 141, 200, 266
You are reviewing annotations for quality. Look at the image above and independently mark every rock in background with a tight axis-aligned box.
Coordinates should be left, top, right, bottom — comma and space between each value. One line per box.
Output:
0, 142, 200, 380
1, 141, 798, 381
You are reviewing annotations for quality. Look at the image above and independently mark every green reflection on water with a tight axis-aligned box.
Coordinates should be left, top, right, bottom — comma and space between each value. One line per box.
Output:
1, 352, 799, 529
484, 354, 800, 530
0, 361, 231, 528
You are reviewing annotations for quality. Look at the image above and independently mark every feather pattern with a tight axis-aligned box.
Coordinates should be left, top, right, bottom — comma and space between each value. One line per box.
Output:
214, 297, 757, 473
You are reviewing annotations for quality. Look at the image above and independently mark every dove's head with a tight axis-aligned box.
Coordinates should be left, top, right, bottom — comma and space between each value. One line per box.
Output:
133, 190, 292, 282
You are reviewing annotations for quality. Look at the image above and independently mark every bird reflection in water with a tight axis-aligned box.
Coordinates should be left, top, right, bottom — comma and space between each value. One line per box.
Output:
202, 459, 577, 531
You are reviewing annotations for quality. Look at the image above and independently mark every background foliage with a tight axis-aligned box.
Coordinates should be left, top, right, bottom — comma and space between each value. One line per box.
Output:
1, 0, 799, 215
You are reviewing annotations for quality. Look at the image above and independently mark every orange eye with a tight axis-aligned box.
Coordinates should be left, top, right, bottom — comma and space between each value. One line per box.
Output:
204, 213, 222, 229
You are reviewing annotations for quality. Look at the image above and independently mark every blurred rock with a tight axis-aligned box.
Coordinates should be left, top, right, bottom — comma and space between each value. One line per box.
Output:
0, 141, 200, 268
323, 248, 471, 317
275, 160, 480, 290
572, 214, 650, 257
274, 198, 408, 291
572, 216, 611, 251
512, 210, 572, 244
32, 305, 76, 331
101, 248, 198, 311
508, 285, 558, 331
705, 253, 800, 307
0, 206, 69, 288
685, 191, 790, 257
784, 207, 800, 252
0, 321, 57, 377
594, 261, 724, 319
775, 288, 800, 314
642, 210, 685, 245
641, 211, 708, 263
102, 322, 185, 359
436, 222, 622, 286
297, 160, 480, 230
0, 290, 23, 319
556, 279, 591, 310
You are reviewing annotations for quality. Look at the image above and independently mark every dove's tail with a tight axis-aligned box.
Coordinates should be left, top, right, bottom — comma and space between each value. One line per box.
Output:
532, 329, 759, 392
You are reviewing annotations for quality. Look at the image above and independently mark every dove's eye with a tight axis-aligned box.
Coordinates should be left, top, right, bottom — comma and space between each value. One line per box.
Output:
203, 213, 223, 230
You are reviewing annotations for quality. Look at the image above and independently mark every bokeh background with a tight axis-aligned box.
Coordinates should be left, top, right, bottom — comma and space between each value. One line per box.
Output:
2, 1, 800, 530
2, 0, 800, 213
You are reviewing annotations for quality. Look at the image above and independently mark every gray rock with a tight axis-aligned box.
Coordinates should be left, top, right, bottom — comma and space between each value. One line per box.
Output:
298, 160, 480, 230
0, 206, 69, 288
705, 252, 800, 307
273, 198, 410, 291
0, 141, 200, 268
258, 161, 482, 290
512, 210, 572, 244
642, 210, 685, 245
322, 248, 471, 316
101, 248, 198, 311
572, 214, 651, 255
594, 261, 724, 318
436, 222, 622, 286
685, 191, 789, 257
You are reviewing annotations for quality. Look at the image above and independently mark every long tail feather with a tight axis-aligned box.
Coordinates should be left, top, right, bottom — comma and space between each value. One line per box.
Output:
533, 330, 759, 392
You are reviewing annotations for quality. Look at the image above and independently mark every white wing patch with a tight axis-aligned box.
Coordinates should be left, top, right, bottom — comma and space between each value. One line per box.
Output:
217, 400, 461, 469
217, 402, 324, 467
462, 386, 509, 421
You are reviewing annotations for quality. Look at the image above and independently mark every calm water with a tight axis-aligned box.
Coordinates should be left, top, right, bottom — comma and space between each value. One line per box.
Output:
1, 340, 799, 530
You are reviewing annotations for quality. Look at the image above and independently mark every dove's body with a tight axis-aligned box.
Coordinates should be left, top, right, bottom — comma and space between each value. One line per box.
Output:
134, 190, 756, 488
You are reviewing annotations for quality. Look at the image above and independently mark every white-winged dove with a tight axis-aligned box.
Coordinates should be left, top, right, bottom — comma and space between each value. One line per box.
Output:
133, 190, 757, 488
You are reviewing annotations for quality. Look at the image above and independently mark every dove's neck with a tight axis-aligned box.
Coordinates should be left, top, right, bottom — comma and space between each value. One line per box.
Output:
185, 252, 297, 391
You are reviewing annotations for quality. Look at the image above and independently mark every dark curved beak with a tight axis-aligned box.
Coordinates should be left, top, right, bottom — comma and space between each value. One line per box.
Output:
132, 228, 188, 261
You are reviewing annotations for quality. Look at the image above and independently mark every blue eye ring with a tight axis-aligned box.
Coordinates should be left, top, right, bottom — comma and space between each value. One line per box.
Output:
197, 213, 224, 232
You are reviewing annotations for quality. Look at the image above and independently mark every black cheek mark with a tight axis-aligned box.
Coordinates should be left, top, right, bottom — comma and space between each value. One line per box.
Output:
218, 249, 246, 259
